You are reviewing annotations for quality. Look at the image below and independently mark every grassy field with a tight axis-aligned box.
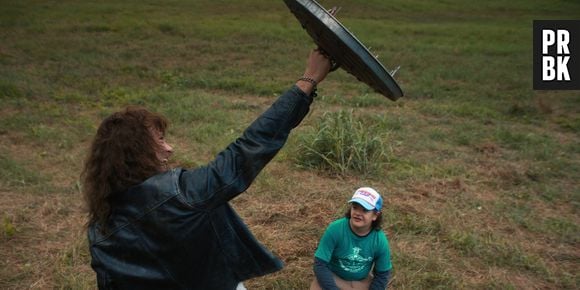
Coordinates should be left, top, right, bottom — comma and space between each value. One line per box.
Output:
1, 0, 579, 289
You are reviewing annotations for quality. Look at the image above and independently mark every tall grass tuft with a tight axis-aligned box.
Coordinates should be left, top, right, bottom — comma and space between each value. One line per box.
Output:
294, 110, 388, 176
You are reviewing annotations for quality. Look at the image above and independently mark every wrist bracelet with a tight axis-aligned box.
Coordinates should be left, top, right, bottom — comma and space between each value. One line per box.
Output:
298, 76, 318, 88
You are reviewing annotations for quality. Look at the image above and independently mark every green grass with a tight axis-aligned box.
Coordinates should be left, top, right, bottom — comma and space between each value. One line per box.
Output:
294, 110, 390, 176
447, 230, 548, 275
2, 216, 16, 239
392, 251, 458, 289
0, 154, 43, 189
0, 0, 579, 289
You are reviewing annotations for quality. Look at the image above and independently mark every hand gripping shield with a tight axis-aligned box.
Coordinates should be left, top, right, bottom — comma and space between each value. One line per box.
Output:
283, 0, 404, 100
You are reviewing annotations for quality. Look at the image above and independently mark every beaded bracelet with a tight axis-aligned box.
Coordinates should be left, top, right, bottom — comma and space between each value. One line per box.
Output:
297, 76, 318, 98
298, 76, 318, 88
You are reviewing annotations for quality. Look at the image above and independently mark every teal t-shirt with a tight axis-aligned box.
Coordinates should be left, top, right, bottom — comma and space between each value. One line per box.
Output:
314, 217, 392, 281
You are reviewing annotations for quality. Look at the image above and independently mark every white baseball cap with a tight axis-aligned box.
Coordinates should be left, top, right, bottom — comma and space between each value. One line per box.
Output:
349, 187, 383, 212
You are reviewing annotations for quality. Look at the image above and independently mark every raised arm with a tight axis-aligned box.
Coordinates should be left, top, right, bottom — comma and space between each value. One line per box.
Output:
179, 49, 331, 208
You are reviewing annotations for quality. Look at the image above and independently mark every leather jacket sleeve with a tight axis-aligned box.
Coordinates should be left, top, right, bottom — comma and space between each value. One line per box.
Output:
178, 85, 314, 208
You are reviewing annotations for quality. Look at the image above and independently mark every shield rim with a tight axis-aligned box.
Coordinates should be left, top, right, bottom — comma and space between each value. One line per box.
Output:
284, 0, 403, 100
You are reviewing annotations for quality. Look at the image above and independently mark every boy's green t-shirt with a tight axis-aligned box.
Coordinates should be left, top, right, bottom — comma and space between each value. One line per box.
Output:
314, 217, 392, 281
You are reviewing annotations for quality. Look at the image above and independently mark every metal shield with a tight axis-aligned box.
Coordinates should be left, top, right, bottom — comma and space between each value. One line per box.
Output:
283, 0, 404, 100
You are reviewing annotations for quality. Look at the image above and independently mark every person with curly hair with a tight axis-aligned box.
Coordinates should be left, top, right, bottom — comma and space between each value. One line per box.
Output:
82, 49, 332, 290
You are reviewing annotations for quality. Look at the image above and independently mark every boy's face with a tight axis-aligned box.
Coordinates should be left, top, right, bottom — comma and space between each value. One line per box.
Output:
349, 203, 379, 232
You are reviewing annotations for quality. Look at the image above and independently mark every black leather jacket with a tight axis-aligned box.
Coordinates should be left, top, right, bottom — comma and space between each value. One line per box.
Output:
88, 86, 314, 289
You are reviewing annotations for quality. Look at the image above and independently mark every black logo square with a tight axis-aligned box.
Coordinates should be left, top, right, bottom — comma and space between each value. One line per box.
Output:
533, 20, 580, 90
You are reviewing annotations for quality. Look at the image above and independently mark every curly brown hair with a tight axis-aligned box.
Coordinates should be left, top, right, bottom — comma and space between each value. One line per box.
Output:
81, 106, 168, 230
